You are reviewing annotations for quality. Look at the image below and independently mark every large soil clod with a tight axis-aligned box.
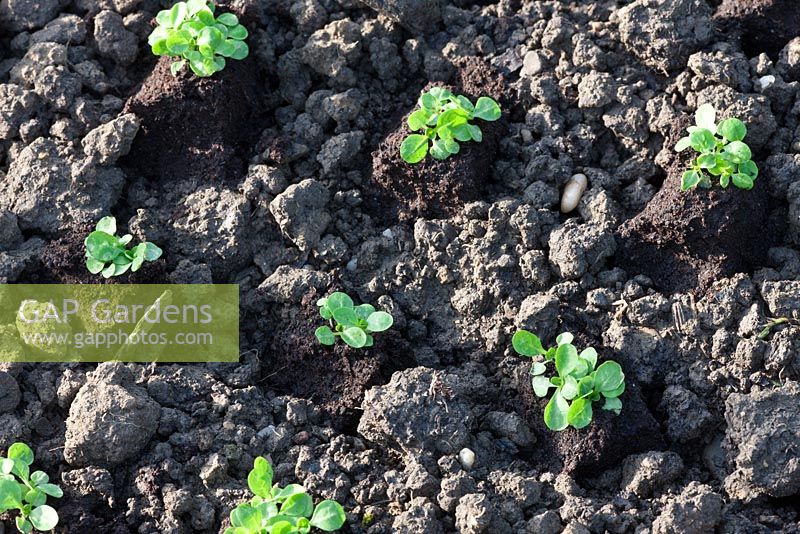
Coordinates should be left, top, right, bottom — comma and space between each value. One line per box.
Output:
369, 57, 507, 221
715, 0, 800, 62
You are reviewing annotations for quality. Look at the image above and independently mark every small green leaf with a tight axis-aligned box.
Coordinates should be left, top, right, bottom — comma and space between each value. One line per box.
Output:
603, 396, 622, 415
171, 59, 186, 75
327, 292, 353, 310
0, 478, 23, 510
29, 504, 59, 531
724, 141, 752, 164
8, 443, 33, 466
315, 326, 335, 345
408, 109, 431, 131
366, 311, 393, 332
38, 483, 62, 498
230, 504, 262, 530
228, 24, 248, 41
543, 392, 569, 431
230, 40, 249, 60
143, 242, 163, 261
86, 257, 106, 274
594, 361, 624, 393
281, 492, 314, 518
567, 397, 593, 429
247, 457, 273, 499
674, 136, 692, 152
310, 501, 346, 531
561, 376, 578, 400
85, 231, 124, 263
579, 347, 597, 370
681, 170, 702, 191
689, 128, 716, 153
556, 332, 574, 346
400, 134, 429, 164
473, 96, 501, 121
341, 327, 367, 348
718, 117, 747, 142
531, 361, 546, 376
331, 307, 358, 327
419, 92, 437, 110
694, 103, 716, 134
430, 138, 450, 160
738, 159, 759, 179
217, 12, 239, 26
720, 173, 731, 188
168, 2, 188, 28
95, 216, 117, 234
512, 330, 546, 357
555, 343, 579, 376
732, 173, 754, 190
531, 375, 552, 397
697, 153, 717, 169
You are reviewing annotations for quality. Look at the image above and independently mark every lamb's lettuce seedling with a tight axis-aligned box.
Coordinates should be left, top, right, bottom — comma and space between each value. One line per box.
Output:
225, 456, 346, 534
0, 442, 63, 533
400, 87, 501, 164
513, 330, 625, 431
148, 0, 249, 77
675, 103, 758, 191
315, 292, 393, 349
84, 216, 162, 278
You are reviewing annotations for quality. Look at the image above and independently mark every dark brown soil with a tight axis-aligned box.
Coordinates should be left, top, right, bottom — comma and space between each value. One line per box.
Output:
368, 56, 507, 221
120, 45, 265, 183
715, 0, 800, 62
266, 289, 414, 433
515, 363, 665, 479
23, 224, 168, 284
616, 115, 771, 295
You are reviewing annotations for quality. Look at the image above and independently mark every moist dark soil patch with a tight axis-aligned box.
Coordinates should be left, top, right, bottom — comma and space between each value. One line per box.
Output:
715, 0, 800, 62
266, 289, 414, 433
21, 224, 168, 284
120, 45, 266, 183
514, 363, 665, 479
367, 56, 507, 221
616, 115, 773, 295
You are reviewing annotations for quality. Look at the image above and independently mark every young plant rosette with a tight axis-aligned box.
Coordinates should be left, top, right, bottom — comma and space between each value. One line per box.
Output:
513, 331, 626, 431
675, 103, 758, 191
148, 0, 249, 77
85, 216, 163, 278
0, 443, 63, 534
400, 87, 501, 164
225, 456, 346, 533
314, 292, 393, 349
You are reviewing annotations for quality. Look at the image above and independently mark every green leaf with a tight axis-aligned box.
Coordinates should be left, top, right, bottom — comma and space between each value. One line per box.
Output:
186, 0, 207, 15
400, 134, 429, 164
681, 170, 702, 191
217, 12, 239, 26
95, 216, 117, 235
512, 330, 546, 357
281, 492, 314, 518
166, 30, 192, 55
674, 136, 692, 152
171, 59, 186, 75
419, 92, 437, 110
366, 311, 393, 332
576, 348, 596, 371
561, 375, 578, 400
451, 124, 472, 142
230, 40, 249, 60
594, 361, 624, 393
247, 457, 273, 499
155, 9, 172, 28
16, 517, 32, 534
738, 159, 759, 179
697, 153, 717, 169
310, 501, 346, 531
556, 332, 574, 346
577, 375, 594, 397
230, 504, 262, 530
341, 327, 367, 348
543, 392, 569, 431
86, 257, 106, 274
29, 471, 47, 486
694, 103, 716, 134
555, 343, 579, 376
29, 504, 59, 531
603, 396, 622, 415
531, 375, 552, 397
468, 124, 482, 142
473, 96, 501, 121
603, 380, 625, 399
315, 326, 335, 346
38, 483, 62, 498
567, 397, 593, 429
1, 458, 14, 474
689, 128, 716, 153
0, 478, 23, 510
720, 174, 731, 188
8, 444, 33, 466
327, 293, 353, 310
430, 138, 451, 160
24, 488, 45, 506
168, 2, 188, 28
85, 231, 124, 263
732, 173, 754, 190
143, 242, 163, 261
724, 141, 752, 164
408, 109, 431, 131
273, 484, 306, 503
531, 361, 546, 376
331, 307, 358, 327
354, 304, 375, 320
228, 24, 248, 40
718, 117, 747, 142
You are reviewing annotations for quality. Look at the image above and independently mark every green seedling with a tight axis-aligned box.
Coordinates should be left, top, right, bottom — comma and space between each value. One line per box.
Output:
315, 292, 393, 349
675, 103, 758, 191
513, 331, 626, 431
0, 442, 63, 533
225, 456, 346, 534
149, 0, 249, 77
400, 87, 501, 164
85, 216, 163, 278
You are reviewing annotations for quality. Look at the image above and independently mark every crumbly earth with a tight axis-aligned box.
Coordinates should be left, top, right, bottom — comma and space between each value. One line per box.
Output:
0, 0, 799, 533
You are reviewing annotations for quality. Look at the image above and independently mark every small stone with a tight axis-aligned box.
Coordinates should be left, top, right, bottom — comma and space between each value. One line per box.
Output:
459, 448, 476, 470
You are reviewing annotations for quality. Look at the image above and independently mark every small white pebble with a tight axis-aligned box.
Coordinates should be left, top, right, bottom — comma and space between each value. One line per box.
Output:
757, 75, 775, 90
459, 447, 476, 470
346, 258, 358, 271
382, 228, 394, 239
560, 173, 588, 213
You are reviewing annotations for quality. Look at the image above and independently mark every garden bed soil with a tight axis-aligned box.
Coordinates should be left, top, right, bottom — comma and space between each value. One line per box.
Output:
616, 115, 772, 294
121, 53, 265, 183
266, 289, 414, 433
515, 363, 665, 479
715, 0, 800, 61
369, 57, 507, 221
